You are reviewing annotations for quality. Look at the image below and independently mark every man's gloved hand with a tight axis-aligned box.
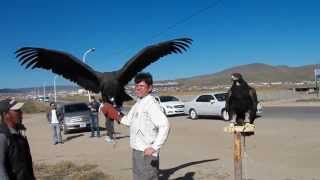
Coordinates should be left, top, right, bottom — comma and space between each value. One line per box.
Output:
101, 103, 122, 121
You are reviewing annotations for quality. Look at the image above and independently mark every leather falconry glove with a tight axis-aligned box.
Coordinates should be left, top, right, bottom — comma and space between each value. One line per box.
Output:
101, 103, 122, 121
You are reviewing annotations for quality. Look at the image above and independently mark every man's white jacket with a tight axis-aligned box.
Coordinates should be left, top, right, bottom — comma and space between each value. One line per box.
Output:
121, 94, 170, 155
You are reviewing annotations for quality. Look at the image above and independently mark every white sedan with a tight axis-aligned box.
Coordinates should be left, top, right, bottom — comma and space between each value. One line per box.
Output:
184, 92, 262, 120
154, 95, 185, 116
184, 92, 229, 120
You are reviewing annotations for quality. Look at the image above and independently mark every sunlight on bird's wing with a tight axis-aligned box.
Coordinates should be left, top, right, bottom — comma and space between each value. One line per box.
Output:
116, 38, 192, 85
15, 47, 101, 93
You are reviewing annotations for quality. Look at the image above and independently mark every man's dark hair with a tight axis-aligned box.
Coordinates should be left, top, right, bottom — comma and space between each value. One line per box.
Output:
134, 72, 153, 86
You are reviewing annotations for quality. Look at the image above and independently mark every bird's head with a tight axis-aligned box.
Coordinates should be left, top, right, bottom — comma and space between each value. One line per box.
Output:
231, 73, 244, 85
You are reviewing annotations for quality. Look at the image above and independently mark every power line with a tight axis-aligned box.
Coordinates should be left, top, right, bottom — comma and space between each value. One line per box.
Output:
150, 0, 224, 40
108, 0, 224, 60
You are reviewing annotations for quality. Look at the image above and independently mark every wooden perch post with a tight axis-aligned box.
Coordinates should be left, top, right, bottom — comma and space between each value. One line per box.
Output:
234, 131, 242, 180
224, 123, 255, 180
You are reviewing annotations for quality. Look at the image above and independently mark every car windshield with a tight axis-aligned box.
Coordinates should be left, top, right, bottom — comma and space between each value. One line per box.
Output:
64, 103, 89, 113
214, 93, 227, 101
159, 96, 179, 102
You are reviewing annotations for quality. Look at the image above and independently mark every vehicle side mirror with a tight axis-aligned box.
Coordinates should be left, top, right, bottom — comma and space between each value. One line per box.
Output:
210, 99, 216, 103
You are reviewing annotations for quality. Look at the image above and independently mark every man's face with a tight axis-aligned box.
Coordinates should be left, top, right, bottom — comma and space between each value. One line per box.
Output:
51, 104, 56, 109
135, 81, 152, 98
6, 110, 23, 127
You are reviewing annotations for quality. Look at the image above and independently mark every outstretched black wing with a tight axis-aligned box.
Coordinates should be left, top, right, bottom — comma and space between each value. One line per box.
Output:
116, 38, 192, 85
15, 47, 101, 93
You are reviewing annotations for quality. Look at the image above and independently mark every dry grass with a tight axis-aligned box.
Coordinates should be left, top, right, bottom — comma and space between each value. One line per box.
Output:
21, 100, 50, 114
34, 161, 113, 180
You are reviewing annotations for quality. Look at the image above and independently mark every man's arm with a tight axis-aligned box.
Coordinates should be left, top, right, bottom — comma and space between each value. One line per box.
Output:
46, 111, 51, 123
119, 105, 135, 126
57, 110, 64, 124
148, 101, 170, 151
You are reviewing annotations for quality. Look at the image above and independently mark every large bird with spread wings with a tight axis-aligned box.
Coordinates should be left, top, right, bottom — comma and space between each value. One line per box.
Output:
15, 38, 192, 106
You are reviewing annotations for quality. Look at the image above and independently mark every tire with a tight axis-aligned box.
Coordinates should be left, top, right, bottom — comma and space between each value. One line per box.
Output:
189, 109, 198, 120
221, 109, 229, 121
62, 125, 69, 135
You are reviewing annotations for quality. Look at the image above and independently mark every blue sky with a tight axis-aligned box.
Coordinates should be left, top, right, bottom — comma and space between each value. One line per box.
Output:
1, 0, 320, 88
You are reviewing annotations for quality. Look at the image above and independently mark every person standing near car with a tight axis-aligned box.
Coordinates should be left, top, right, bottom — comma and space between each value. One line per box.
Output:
0, 98, 36, 180
101, 72, 170, 180
99, 97, 116, 144
47, 102, 63, 145
89, 96, 100, 137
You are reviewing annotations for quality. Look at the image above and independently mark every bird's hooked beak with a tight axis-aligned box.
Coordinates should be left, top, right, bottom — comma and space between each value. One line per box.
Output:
231, 75, 239, 81
231, 75, 241, 86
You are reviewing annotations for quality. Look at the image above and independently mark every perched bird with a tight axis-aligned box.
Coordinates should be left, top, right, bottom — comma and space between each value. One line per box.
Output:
225, 73, 258, 125
15, 38, 192, 106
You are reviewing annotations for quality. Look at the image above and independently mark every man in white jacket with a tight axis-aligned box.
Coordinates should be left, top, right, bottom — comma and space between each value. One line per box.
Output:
101, 72, 170, 180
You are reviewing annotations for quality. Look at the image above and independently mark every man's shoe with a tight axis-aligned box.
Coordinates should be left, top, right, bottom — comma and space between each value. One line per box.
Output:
105, 136, 114, 144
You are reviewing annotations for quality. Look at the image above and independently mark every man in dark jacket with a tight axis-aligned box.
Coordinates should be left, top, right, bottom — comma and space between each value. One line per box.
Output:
0, 98, 35, 180
88, 96, 100, 137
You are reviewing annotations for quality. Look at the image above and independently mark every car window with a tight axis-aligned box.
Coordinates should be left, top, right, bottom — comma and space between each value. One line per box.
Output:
196, 95, 214, 102
214, 93, 227, 101
160, 96, 179, 102
64, 103, 89, 113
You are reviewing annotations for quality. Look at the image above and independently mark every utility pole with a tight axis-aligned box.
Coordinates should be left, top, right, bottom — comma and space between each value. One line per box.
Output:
315, 68, 319, 98
43, 83, 46, 102
82, 48, 95, 102
54, 75, 58, 102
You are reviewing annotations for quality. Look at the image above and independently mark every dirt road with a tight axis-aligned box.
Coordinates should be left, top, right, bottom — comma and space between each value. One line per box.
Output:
24, 105, 320, 180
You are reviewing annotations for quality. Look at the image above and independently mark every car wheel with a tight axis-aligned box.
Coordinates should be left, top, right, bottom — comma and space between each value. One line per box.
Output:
221, 109, 229, 121
189, 109, 198, 120
62, 125, 69, 135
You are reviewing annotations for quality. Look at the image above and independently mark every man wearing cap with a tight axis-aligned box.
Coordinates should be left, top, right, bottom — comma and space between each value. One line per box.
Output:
0, 99, 35, 180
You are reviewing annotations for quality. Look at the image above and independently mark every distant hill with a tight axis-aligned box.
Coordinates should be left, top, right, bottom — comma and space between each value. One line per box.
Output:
0, 88, 23, 93
2, 63, 319, 92
0, 85, 76, 94
177, 63, 320, 86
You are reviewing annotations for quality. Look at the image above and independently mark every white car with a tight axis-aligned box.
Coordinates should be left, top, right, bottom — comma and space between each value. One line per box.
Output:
184, 92, 229, 120
154, 95, 185, 116
184, 92, 262, 120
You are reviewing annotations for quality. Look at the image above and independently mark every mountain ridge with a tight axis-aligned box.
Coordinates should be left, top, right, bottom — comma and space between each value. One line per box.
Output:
176, 63, 320, 86
1, 63, 319, 92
